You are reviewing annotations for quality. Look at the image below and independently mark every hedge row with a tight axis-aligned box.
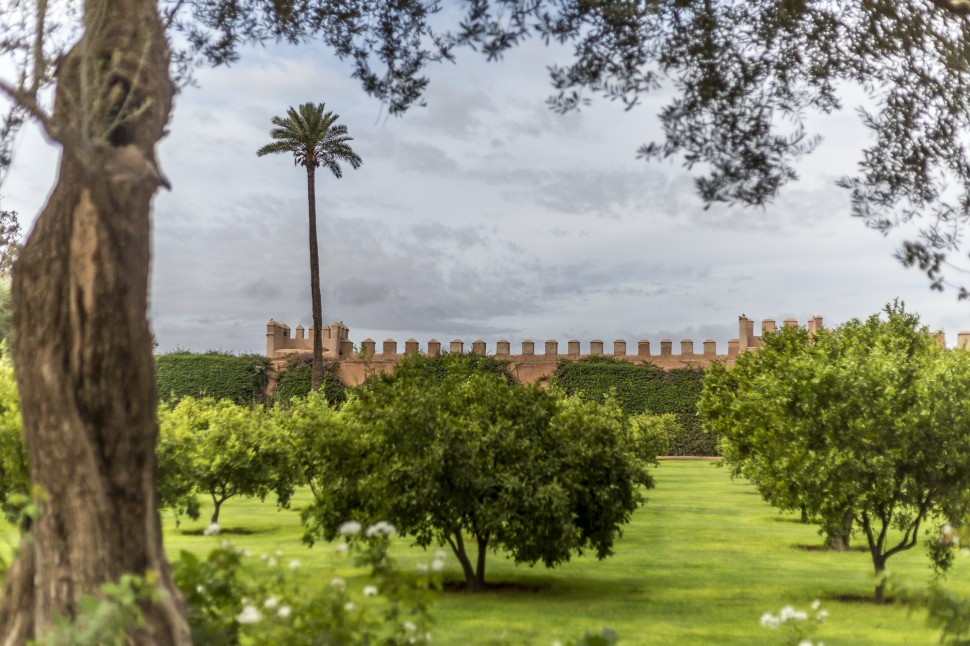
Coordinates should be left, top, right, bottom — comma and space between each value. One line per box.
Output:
550, 356, 715, 456
156, 352, 270, 405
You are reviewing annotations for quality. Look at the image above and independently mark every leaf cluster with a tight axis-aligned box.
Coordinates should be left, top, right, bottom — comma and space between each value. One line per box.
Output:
0, 343, 28, 523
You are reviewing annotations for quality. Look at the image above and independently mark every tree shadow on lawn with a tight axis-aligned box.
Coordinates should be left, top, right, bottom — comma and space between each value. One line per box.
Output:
440, 574, 645, 598
442, 580, 549, 594
795, 544, 868, 553
827, 592, 899, 605
179, 527, 263, 536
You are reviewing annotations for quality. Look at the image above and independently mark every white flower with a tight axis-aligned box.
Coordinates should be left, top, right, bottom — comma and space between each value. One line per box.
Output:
792, 610, 808, 621
336, 543, 349, 554
816, 610, 829, 621
811, 599, 821, 611
267, 557, 278, 568
416, 563, 429, 573
274, 549, 284, 558
242, 549, 252, 557
344, 601, 356, 612
363, 585, 378, 597
431, 559, 445, 572
366, 521, 397, 538
288, 559, 301, 569
435, 550, 447, 560
259, 553, 268, 561
404, 621, 417, 632
760, 612, 780, 629
779, 606, 796, 621
236, 604, 262, 624
263, 596, 279, 609
797, 641, 813, 646
553, 642, 563, 646
339, 520, 362, 536
203, 523, 221, 536
196, 584, 205, 594
331, 577, 346, 591
277, 605, 292, 619
962, 548, 970, 558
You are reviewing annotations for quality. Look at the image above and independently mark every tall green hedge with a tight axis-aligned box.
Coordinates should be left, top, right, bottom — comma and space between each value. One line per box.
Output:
156, 352, 270, 405
550, 356, 715, 456
271, 353, 347, 408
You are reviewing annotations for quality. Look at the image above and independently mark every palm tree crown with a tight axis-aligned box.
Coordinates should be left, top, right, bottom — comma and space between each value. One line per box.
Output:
256, 102, 362, 175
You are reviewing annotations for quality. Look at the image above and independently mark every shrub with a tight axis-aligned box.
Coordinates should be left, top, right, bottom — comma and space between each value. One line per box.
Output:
271, 353, 347, 407
550, 356, 712, 455
156, 351, 269, 405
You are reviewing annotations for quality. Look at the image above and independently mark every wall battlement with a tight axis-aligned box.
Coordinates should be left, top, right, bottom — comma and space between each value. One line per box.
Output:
266, 314, 970, 387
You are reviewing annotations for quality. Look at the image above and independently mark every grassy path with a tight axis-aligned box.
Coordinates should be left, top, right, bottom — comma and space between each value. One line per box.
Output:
159, 459, 970, 645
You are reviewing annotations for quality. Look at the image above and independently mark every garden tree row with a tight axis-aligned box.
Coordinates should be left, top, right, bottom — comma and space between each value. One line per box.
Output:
0, 352, 665, 596
4, 0, 970, 640
700, 303, 970, 603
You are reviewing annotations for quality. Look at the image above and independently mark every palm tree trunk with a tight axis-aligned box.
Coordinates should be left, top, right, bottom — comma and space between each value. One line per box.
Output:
306, 165, 324, 392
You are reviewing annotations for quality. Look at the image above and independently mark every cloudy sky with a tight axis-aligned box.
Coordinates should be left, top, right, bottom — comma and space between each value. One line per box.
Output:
3, 35, 968, 355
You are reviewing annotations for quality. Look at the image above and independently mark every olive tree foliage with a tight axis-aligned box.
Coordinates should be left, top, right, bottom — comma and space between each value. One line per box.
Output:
301, 354, 655, 593
700, 304, 970, 603
157, 397, 297, 525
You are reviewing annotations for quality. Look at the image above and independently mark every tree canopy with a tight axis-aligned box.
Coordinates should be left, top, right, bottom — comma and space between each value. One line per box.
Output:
6, 2, 970, 288
700, 303, 970, 602
301, 354, 656, 592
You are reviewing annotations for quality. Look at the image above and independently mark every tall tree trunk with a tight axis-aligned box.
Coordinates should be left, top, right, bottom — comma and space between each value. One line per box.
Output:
0, 1, 190, 643
306, 164, 324, 392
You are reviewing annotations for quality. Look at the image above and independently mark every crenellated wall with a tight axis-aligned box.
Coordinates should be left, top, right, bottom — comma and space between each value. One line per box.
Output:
262, 313, 970, 388
265, 320, 352, 359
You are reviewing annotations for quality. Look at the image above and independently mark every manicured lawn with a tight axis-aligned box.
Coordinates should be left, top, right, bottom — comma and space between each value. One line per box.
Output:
157, 459, 970, 645
0, 460, 962, 643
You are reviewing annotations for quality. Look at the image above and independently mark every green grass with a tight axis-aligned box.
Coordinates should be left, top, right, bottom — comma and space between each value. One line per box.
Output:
5, 460, 969, 644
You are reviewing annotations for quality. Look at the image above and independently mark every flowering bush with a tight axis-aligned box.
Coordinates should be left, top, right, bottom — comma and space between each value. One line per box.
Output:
759, 601, 828, 646
173, 520, 439, 645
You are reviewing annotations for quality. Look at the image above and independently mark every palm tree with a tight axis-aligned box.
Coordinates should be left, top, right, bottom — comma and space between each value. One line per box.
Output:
257, 103, 362, 391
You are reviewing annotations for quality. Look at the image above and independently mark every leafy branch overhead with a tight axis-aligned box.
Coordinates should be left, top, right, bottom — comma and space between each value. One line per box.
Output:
3, 1, 970, 291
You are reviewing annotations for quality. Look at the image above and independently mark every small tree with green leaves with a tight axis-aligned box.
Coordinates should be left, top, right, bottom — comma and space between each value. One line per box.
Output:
301, 354, 654, 592
700, 303, 970, 602
157, 397, 297, 525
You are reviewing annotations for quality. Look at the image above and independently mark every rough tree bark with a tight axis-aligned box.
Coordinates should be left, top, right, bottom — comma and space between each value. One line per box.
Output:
0, 1, 191, 643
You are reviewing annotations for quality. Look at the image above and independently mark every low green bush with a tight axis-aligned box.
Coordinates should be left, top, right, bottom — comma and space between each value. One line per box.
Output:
271, 354, 347, 407
156, 352, 269, 405
550, 356, 714, 455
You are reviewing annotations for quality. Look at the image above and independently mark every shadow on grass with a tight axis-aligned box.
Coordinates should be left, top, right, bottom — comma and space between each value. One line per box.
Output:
828, 593, 897, 605
442, 580, 550, 594
796, 544, 868, 553
180, 527, 262, 536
